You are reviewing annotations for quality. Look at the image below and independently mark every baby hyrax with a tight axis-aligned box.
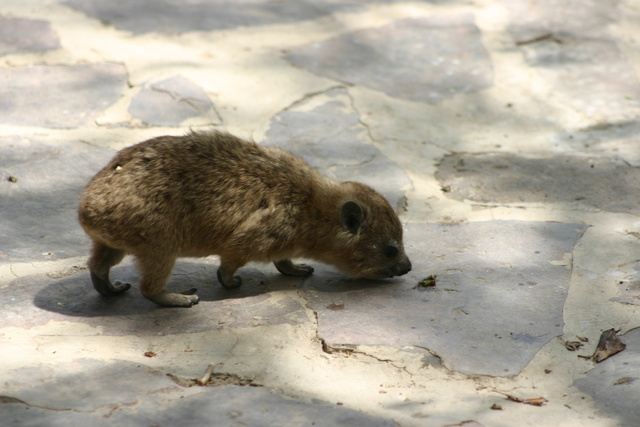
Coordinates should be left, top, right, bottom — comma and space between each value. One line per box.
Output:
78, 130, 411, 307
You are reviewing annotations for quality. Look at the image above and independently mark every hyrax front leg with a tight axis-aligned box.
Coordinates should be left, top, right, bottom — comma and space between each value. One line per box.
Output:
274, 259, 314, 277
88, 241, 131, 296
137, 253, 199, 307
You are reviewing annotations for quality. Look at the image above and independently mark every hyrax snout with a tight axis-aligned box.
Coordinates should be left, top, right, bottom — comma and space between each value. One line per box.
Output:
78, 131, 411, 307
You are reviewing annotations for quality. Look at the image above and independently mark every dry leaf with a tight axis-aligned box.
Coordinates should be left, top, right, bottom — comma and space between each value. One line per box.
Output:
592, 329, 626, 363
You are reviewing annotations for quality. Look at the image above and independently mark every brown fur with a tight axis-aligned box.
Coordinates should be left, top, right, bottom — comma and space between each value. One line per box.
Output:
78, 130, 411, 307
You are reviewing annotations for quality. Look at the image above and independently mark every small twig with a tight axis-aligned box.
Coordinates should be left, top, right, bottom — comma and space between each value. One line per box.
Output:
516, 33, 563, 46
492, 389, 548, 406
197, 362, 215, 386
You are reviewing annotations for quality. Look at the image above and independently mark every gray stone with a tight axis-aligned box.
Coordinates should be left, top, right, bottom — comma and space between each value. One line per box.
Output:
0, 17, 60, 55
573, 328, 640, 427
129, 75, 221, 126
612, 264, 640, 306
4, 260, 310, 336
0, 137, 115, 262
0, 63, 127, 128
63, 0, 365, 34
504, 0, 640, 118
286, 14, 493, 103
1, 359, 395, 426
435, 153, 640, 214
303, 221, 586, 376
263, 88, 411, 210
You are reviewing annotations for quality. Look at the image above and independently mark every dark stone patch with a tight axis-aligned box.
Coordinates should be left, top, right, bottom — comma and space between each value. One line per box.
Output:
286, 14, 493, 103
2, 359, 395, 426
63, 0, 365, 34
303, 221, 586, 376
504, 0, 640, 118
263, 88, 411, 210
573, 328, 640, 427
0, 137, 115, 263
435, 153, 640, 214
0, 17, 60, 55
129, 75, 221, 126
0, 63, 127, 128
3, 260, 309, 336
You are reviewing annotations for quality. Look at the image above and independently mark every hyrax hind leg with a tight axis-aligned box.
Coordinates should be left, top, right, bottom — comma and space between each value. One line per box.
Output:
136, 253, 199, 307
88, 241, 130, 296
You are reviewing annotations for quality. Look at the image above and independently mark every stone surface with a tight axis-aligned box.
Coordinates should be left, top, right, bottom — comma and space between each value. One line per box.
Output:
551, 121, 640, 167
286, 14, 493, 103
3, 260, 310, 335
1, 0, 640, 425
573, 328, 640, 427
504, 0, 640, 118
0, 17, 60, 55
435, 153, 640, 214
63, 0, 365, 34
263, 88, 412, 210
1, 359, 395, 426
129, 75, 221, 126
0, 63, 127, 128
304, 221, 586, 376
0, 137, 114, 262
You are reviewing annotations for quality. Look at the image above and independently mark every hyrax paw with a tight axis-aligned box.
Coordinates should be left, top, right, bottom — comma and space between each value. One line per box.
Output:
112, 280, 132, 293
146, 291, 199, 307
217, 268, 241, 289
274, 259, 315, 277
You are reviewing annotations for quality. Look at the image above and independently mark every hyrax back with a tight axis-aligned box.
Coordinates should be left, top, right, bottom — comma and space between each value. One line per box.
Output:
78, 131, 411, 307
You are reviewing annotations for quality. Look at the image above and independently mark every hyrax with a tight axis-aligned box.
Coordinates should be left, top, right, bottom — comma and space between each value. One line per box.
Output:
78, 130, 411, 307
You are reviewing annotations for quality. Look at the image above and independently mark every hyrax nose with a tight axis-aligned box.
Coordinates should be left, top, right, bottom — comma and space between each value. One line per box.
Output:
394, 256, 412, 276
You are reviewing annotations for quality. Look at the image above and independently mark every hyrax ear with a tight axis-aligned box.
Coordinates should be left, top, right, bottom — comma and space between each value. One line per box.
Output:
340, 200, 364, 234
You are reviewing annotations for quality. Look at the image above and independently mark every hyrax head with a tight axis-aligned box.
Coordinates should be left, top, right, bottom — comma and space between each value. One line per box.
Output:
331, 182, 412, 279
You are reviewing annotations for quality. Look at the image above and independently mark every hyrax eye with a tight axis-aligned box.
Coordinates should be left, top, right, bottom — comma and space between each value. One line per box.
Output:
383, 245, 399, 258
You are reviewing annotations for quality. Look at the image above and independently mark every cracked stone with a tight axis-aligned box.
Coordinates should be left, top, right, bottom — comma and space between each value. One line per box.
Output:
573, 328, 640, 426
435, 153, 640, 214
4, 261, 310, 335
504, 0, 640, 118
129, 75, 221, 126
286, 14, 493, 103
0, 137, 115, 263
303, 221, 586, 377
263, 88, 411, 210
0, 17, 60, 55
2, 359, 394, 426
0, 63, 127, 128
63, 0, 365, 34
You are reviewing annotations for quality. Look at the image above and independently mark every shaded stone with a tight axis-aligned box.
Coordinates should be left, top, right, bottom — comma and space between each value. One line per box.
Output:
3, 260, 309, 336
573, 328, 640, 426
0, 137, 115, 262
129, 75, 221, 126
435, 153, 640, 214
63, 0, 365, 34
286, 14, 493, 103
263, 88, 411, 210
0, 17, 60, 55
303, 221, 586, 376
504, 0, 640, 118
0, 63, 127, 128
2, 359, 394, 426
